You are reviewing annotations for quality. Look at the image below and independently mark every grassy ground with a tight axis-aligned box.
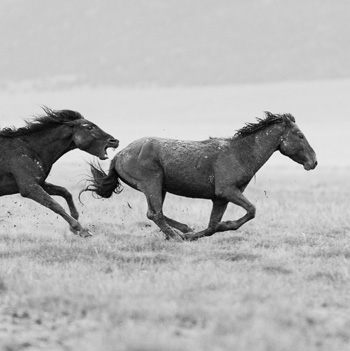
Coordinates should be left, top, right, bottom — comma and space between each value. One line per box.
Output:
1, 81, 350, 350
1, 163, 350, 351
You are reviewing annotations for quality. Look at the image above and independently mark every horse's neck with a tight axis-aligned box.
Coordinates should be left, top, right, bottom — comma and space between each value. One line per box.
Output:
23, 125, 75, 168
236, 124, 284, 173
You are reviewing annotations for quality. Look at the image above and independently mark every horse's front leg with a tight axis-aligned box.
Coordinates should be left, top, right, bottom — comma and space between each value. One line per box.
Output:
184, 189, 255, 240
184, 198, 227, 240
208, 198, 228, 227
17, 180, 91, 237
43, 182, 79, 220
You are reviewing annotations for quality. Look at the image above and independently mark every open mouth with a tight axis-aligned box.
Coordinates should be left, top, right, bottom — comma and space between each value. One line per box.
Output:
99, 147, 111, 160
99, 144, 119, 160
96, 139, 119, 160
99, 153, 108, 160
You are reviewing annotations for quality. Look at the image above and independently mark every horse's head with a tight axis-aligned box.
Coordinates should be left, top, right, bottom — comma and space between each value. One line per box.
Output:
278, 115, 317, 171
69, 118, 119, 160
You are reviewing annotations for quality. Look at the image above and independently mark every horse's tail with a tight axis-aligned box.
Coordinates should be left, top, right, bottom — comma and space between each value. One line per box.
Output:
79, 159, 123, 201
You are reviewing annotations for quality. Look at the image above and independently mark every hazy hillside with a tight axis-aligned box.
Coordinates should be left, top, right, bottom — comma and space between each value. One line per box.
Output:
0, 0, 349, 87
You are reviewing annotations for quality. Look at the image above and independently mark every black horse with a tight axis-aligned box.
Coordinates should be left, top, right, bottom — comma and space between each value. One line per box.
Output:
0, 107, 119, 237
83, 112, 317, 240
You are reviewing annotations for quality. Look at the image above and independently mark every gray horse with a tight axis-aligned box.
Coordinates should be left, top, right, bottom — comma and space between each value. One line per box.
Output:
83, 112, 317, 240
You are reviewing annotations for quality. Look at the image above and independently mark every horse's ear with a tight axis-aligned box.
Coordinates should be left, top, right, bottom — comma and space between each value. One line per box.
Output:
284, 113, 296, 123
64, 120, 75, 127
64, 119, 82, 127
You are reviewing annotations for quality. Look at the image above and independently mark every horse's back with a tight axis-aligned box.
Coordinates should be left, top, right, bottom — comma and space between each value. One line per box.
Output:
115, 136, 226, 167
113, 137, 228, 198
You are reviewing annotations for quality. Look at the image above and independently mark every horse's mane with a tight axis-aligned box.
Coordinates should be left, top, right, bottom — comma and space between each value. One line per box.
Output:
0, 106, 84, 137
234, 111, 295, 139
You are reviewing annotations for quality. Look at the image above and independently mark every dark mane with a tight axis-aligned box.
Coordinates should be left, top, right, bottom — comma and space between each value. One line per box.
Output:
0, 106, 84, 138
234, 112, 295, 139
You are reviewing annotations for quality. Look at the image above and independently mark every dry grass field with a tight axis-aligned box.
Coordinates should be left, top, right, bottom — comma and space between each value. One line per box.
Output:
1, 165, 350, 351
1, 81, 350, 350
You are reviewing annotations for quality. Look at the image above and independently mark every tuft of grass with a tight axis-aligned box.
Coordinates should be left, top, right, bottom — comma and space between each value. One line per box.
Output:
214, 251, 260, 262
262, 265, 293, 275
307, 271, 347, 283
312, 248, 350, 259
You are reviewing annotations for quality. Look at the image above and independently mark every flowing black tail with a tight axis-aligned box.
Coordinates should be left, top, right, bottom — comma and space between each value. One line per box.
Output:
79, 159, 123, 201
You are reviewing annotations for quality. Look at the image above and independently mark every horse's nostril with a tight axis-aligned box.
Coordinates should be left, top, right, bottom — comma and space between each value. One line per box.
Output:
110, 139, 119, 145
315, 161, 318, 167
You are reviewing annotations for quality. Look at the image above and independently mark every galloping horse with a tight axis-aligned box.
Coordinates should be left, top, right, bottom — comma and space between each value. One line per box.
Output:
83, 112, 317, 240
0, 107, 119, 237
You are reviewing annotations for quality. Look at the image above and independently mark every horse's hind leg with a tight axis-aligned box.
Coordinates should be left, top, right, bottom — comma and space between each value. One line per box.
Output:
43, 182, 79, 220
164, 216, 194, 234
17, 179, 91, 237
161, 191, 194, 234
143, 188, 184, 240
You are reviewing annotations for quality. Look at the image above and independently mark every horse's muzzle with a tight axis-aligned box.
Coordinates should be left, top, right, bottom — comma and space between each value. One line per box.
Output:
107, 138, 119, 149
303, 160, 318, 171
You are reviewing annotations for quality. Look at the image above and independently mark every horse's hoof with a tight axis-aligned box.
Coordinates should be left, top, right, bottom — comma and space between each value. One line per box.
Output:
175, 233, 185, 241
183, 227, 195, 234
79, 229, 93, 238
168, 236, 184, 242
165, 231, 184, 241
183, 233, 199, 241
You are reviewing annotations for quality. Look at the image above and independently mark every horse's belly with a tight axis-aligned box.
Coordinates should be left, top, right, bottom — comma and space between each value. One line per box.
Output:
162, 156, 216, 199
163, 175, 215, 199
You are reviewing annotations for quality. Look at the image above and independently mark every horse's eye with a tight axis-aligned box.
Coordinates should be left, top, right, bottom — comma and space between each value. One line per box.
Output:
299, 134, 304, 139
87, 125, 93, 130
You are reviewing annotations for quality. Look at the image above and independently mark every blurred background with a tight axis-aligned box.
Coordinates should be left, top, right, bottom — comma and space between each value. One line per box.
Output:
0, 0, 349, 168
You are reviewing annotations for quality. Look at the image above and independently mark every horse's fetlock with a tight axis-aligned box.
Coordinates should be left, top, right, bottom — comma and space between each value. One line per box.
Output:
71, 223, 80, 231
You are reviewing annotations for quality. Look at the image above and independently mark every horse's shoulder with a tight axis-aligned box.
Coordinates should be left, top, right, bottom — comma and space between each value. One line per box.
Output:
0, 136, 26, 151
